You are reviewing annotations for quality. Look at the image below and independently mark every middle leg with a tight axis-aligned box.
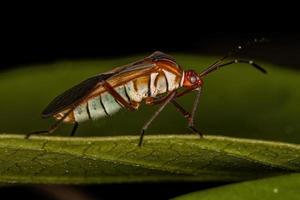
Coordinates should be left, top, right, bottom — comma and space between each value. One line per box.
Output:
139, 91, 177, 146
171, 99, 203, 137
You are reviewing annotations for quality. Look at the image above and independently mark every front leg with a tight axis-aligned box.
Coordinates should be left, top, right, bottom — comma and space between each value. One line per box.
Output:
171, 87, 203, 137
188, 87, 203, 136
144, 93, 173, 105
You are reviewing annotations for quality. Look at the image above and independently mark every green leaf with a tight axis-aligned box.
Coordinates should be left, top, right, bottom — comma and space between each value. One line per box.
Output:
173, 173, 300, 200
0, 134, 300, 184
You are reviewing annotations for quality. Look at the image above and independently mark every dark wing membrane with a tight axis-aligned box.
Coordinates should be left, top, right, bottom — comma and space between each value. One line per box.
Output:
147, 51, 176, 62
42, 73, 114, 118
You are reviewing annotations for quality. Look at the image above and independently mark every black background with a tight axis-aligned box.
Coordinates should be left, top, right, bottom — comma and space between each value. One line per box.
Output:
1, 32, 300, 70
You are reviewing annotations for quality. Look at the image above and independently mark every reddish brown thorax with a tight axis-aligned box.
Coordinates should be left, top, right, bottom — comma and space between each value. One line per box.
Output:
182, 70, 203, 88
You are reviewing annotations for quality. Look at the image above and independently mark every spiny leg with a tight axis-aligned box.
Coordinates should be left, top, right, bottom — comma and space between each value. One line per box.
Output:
70, 122, 79, 136
139, 91, 177, 147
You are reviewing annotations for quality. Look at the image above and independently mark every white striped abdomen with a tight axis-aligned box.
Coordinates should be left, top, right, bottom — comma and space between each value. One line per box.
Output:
73, 69, 183, 123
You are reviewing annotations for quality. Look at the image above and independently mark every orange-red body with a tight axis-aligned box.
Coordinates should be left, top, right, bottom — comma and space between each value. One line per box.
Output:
51, 52, 203, 124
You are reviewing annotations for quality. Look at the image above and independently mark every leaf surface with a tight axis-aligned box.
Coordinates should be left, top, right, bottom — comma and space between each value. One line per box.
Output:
173, 173, 300, 200
0, 134, 300, 184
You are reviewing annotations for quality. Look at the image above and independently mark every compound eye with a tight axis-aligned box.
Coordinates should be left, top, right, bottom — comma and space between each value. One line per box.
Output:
190, 76, 196, 83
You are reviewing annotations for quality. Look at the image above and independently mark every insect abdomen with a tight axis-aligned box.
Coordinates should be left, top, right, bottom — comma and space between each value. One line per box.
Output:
73, 86, 129, 122
72, 69, 183, 123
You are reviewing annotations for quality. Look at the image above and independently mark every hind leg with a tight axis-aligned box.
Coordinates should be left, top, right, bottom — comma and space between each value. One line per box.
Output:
25, 119, 62, 139
70, 122, 79, 136
25, 110, 73, 139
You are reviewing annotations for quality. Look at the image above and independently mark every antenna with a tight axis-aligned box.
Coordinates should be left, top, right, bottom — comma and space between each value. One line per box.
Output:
199, 38, 267, 77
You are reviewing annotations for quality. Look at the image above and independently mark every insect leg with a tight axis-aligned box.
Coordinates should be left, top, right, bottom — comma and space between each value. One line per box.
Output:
102, 81, 135, 110
25, 118, 63, 139
171, 100, 191, 120
171, 98, 203, 137
139, 91, 177, 146
70, 122, 79, 136
188, 87, 203, 137
176, 86, 197, 98
25, 109, 73, 139
145, 93, 175, 105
